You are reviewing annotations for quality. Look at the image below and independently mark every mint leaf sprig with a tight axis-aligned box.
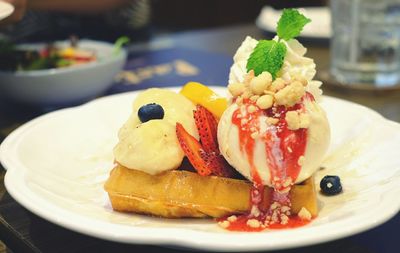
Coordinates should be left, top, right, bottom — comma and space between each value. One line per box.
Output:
277, 9, 311, 41
246, 41, 286, 79
246, 9, 311, 79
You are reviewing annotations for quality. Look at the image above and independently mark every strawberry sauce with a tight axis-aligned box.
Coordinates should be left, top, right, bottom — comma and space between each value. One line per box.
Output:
268, 216, 311, 229
264, 103, 307, 191
221, 95, 313, 231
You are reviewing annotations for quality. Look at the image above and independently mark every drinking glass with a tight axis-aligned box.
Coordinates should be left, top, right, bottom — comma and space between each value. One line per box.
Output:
330, 0, 400, 88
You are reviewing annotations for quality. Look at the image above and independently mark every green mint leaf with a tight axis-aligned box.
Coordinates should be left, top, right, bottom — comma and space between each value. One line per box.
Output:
246, 40, 286, 79
277, 9, 311, 41
245, 9, 311, 79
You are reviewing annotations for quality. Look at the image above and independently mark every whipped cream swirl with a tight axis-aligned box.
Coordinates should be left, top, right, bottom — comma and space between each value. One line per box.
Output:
228, 36, 322, 100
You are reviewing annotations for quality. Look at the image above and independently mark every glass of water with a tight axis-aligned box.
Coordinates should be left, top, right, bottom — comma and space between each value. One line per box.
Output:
330, 0, 400, 88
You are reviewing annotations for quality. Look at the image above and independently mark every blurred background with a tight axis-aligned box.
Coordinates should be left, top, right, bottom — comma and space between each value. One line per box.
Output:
151, 0, 326, 31
0, 0, 333, 107
0, 0, 328, 42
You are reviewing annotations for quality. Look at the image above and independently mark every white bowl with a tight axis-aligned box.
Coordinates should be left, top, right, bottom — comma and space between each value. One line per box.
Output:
0, 40, 127, 106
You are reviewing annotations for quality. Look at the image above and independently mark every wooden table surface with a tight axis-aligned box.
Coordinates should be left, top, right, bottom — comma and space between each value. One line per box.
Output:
0, 24, 399, 253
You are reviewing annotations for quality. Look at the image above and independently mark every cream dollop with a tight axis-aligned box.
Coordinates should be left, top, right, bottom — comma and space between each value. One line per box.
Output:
218, 99, 330, 186
114, 88, 198, 175
228, 36, 322, 101
279, 38, 316, 82
228, 36, 258, 85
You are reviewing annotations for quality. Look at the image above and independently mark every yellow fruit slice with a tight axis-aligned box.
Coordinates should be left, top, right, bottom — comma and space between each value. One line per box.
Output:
180, 82, 227, 119
59, 47, 75, 58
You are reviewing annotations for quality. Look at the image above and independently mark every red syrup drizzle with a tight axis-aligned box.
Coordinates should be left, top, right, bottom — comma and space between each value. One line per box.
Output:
268, 216, 311, 229
220, 94, 315, 231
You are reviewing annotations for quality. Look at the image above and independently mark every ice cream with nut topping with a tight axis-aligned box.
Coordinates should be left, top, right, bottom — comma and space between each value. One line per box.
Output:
219, 36, 330, 189
217, 35, 330, 228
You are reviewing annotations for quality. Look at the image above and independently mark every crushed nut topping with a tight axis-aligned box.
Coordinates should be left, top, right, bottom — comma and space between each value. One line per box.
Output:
269, 78, 286, 92
247, 105, 257, 113
266, 117, 279, 125
298, 207, 312, 221
256, 94, 274, 110
228, 83, 245, 97
250, 71, 272, 95
274, 81, 305, 107
218, 220, 230, 228
246, 219, 261, 228
227, 215, 238, 222
285, 111, 310, 130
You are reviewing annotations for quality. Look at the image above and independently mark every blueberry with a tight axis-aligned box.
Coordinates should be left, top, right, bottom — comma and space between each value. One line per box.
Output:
320, 175, 342, 196
138, 103, 164, 123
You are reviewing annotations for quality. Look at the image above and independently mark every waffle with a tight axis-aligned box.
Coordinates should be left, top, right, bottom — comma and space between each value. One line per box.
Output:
104, 164, 318, 218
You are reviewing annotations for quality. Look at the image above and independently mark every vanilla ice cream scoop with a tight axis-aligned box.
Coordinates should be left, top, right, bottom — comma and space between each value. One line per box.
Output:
221, 36, 330, 188
218, 98, 330, 187
114, 88, 198, 175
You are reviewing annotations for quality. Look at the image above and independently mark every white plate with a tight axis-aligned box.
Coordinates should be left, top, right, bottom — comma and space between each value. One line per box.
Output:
256, 6, 331, 39
0, 1, 14, 21
1, 87, 400, 251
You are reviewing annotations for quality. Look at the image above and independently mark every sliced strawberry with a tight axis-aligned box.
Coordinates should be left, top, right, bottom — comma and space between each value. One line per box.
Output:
177, 107, 236, 178
194, 105, 219, 154
200, 152, 235, 178
176, 123, 212, 176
